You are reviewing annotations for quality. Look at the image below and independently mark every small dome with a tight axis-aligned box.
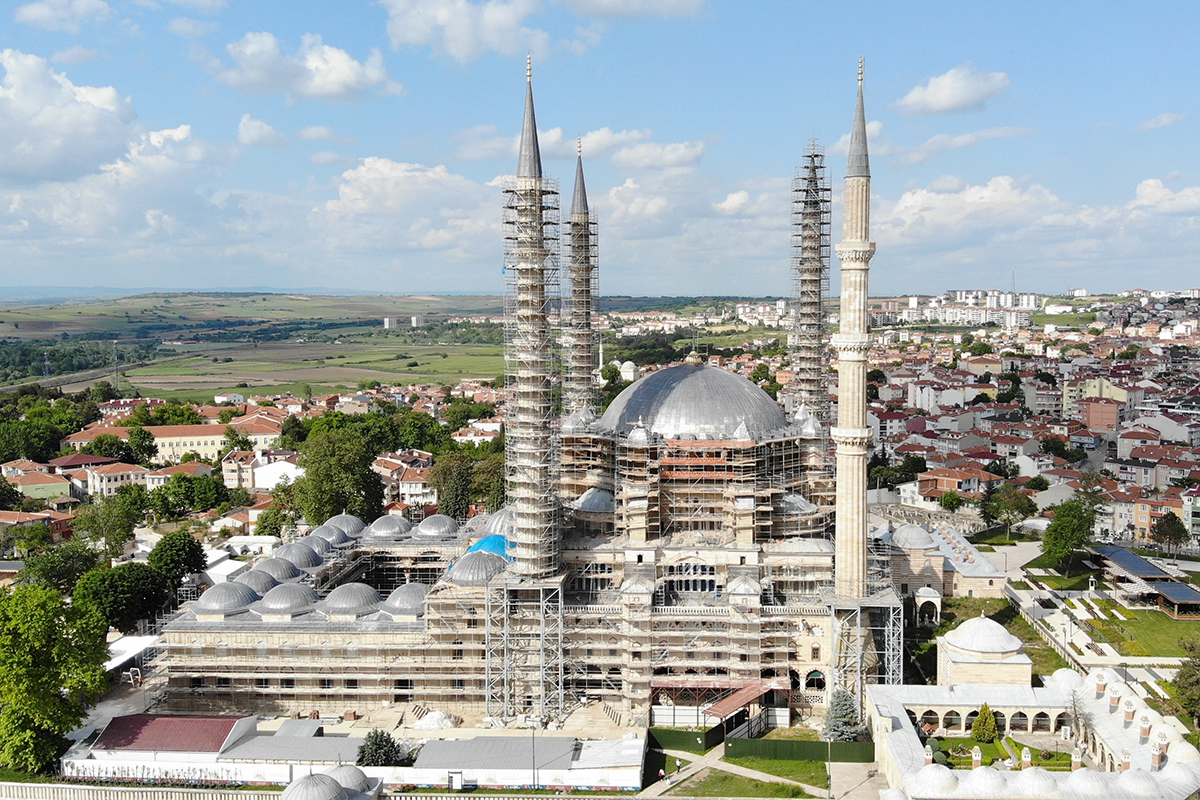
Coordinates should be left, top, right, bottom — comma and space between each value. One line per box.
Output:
447, 550, 508, 586
253, 557, 303, 581
965, 766, 1007, 794
281, 773, 348, 800
944, 615, 1023, 654
324, 764, 370, 792
299, 535, 333, 555
1158, 762, 1200, 791
260, 583, 319, 612
1171, 741, 1200, 763
1014, 766, 1057, 795
572, 488, 614, 514
915, 586, 940, 598
310, 525, 352, 545
368, 515, 412, 536
914, 763, 958, 794
275, 543, 324, 569
235, 570, 280, 593
383, 582, 429, 613
325, 514, 366, 537
780, 492, 817, 515
320, 582, 380, 614
416, 514, 459, 537
1051, 668, 1085, 689
195, 582, 260, 612
880, 792, 907, 800
468, 534, 512, 561
892, 524, 938, 550
1152, 722, 1184, 743
562, 406, 596, 434
481, 507, 514, 536
1117, 767, 1159, 795
1066, 768, 1109, 794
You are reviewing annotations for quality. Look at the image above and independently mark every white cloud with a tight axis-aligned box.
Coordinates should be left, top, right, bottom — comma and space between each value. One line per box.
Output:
213, 32, 402, 101
1127, 179, 1200, 214
0, 49, 136, 182
310, 150, 344, 165
713, 190, 748, 215
168, 17, 217, 37
50, 45, 98, 64
558, 0, 702, 16
830, 119, 887, 156
611, 139, 705, 169
380, 0, 550, 63
237, 114, 286, 146
165, 0, 226, 12
455, 124, 651, 161
1136, 112, 1184, 132
14, 0, 110, 32
298, 125, 351, 142
899, 127, 1032, 165
894, 63, 1010, 115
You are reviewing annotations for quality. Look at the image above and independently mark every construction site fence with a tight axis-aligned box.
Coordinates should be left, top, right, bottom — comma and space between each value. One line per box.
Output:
724, 737, 875, 763
649, 725, 724, 754
0, 785, 281, 800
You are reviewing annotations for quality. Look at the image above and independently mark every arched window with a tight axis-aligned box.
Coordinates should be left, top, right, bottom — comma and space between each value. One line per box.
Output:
805, 671, 826, 690
1054, 712, 1071, 732
1010, 711, 1029, 732
811, 644, 821, 661
943, 710, 962, 730
1033, 712, 1051, 732
921, 710, 939, 729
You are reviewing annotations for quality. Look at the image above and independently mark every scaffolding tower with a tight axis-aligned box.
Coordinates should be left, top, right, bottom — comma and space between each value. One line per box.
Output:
485, 575, 566, 720
502, 174, 561, 580
562, 160, 599, 417
788, 141, 832, 428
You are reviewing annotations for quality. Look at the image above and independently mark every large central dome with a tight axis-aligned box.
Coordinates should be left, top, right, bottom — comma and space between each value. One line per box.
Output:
598, 363, 787, 440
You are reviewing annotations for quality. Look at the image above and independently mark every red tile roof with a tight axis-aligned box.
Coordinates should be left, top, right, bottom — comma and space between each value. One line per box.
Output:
94, 714, 244, 753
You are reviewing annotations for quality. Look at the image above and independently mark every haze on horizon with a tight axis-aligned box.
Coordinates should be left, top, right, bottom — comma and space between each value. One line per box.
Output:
0, 1, 1196, 298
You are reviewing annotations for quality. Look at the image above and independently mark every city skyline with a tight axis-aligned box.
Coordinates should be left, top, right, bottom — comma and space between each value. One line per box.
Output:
0, 1, 1196, 297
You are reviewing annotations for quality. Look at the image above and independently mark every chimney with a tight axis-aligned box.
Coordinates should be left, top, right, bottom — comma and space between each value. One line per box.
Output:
1071, 748, 1083, 771
1095, 671, 1108, 698
1123, 697, 1137, 724
1152, 743, 1163, 771
1139, 714, 1152, 741
1121, 749, 1131, 772
1021, 747, 1032, 770
924, 745, 933, 766
972, 746, 982, 769
1109, 686, 1121, 712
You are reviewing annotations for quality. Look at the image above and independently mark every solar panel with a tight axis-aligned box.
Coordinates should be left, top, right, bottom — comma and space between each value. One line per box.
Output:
1094, 546, 1169, 579
1151, 582, 1200, 604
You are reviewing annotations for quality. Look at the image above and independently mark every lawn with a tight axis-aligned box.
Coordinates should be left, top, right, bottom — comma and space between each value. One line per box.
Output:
1023, 551, 1103, 592
723, 757, 828, 789
1081, 607, 1200, 658
969, 527, 1036, 545
934, 737, 1006, 768
1007, 737, 1072, 769
668, 769, 814, 798
762, 727, 821, 741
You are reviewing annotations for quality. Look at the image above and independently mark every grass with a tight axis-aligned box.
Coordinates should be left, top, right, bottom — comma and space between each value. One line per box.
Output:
1030, 312, 1097, 327
1010, 581, 1032, 591
1006, 737, 1072, 769
935, 736, 1005, 767
668, 769, 814, 798
1023, 550, 1103, 591
1079, 608, 1200, 658
934, 597, 1068, 676
969, 527, 1036, 545
0, 767, 54, 783
723, 758, 828, 789
761, 727, 821, 741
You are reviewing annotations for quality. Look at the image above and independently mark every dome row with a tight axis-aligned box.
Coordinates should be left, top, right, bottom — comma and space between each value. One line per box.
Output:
195, 581, 431, 617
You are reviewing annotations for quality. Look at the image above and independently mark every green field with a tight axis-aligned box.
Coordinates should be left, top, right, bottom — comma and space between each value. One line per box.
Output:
669, 769, 814, 798
1084, 607, 1200, 658
723, 757, 828, 789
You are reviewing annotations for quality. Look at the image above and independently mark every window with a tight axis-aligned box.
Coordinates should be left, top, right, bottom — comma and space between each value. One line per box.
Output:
345, 679, 359, 689
811, 644, 821, 661
281, 678, 295, 689
320, 678, 334, 690
451, 679, 465, 689
216, 677, 231, 688
256, 677, 270, 688
190, 677, 204, 688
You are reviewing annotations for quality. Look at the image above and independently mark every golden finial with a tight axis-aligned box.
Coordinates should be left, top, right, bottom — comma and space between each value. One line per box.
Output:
577, 135, 582, 157
858, 55, 864, 84
526, 53, 532, 82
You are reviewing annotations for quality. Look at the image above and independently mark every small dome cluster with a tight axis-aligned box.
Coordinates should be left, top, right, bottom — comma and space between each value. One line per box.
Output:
281, 765, 372, 800
447, 550, 508, 586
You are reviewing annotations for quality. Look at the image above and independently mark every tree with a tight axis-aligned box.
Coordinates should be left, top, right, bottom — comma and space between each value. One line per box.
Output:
11, 523, 52, 557
1039, 436, 1071, 460
73, 563, 171, 634
81, 433, 134, 464
0, 478, 22, 512
0, 585, 108, 772
986, 483, 1037, 541
73, 498, 140, 559
293, 428, 383, 525
127, 425, 158, 466
430, 452, 473, 520
1172, 639, 1200, 729
971, 703, 999, 743
1151, 511, 1190, 554
967, 341, 994, 356
148, 530, 207, 592
217, 407, 238, 424
822, 687, 862, 742
279, 415, 308, 449
1025, 475, 1050, 492
750, 363, 770, 383
18, 539, 102, 593
357, 728, 404, 766
472, 452, 506, 512
939, 491, 964, 512
221, 426, 254, 458
866, 369, 886, 384
1042, 499, 1093, 575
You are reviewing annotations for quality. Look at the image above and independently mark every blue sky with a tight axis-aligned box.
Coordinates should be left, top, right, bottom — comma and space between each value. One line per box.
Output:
0, 0, 1196, 297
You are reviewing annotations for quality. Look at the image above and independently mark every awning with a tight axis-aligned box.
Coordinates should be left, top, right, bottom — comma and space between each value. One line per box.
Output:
702, 679, 788, 720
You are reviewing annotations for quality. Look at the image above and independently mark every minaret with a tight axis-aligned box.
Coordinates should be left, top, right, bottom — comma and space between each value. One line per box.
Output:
563, 139, 598, 416
505, 55, 559, 579
832, 58, 875, 599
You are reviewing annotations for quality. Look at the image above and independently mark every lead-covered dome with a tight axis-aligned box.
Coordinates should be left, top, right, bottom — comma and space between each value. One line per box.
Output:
447, 550, 508, 586
299, 535, 333, 555
319, 582, 380, 614
891, 524, 937, 550
259, 583, 319, 612
325, 514, 366, 537
253, 557, 303, 581
235, 569, 280, 594
310, 525, 352, 545
324, 764, 371, 793
281, 773, 348, 800
368, 515, 412, 536
275, 543, 324, 569
598, 364, 787, 440
383, 582, 429, 614
944, 614, 1022, 654
195, 582, 260, 613
416, 514, 458, 538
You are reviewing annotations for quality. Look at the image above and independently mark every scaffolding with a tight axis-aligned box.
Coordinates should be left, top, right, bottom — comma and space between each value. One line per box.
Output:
788, 141, 832, 428
502, 174, 561, 580
485, 575, 566, 721
562, 198, 598, 416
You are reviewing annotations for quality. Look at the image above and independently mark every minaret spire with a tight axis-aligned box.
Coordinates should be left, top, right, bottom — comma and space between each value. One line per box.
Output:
831, 60, 877, 600
563, 141, 597, 415
518, 53, 542, 179
571, 139, 589, 216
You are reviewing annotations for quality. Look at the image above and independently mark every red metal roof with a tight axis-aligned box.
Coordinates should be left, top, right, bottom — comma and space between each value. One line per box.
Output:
703, 679, 789, 720
93, 714, 244, 753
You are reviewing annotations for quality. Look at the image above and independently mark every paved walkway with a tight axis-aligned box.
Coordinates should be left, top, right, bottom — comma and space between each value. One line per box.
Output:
638, 745, 829, 798
828, 761, 888, 800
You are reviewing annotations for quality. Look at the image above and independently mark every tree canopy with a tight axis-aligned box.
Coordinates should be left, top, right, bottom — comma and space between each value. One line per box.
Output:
148, 530, 207, 591
357, 728, 406, 766
971, 703, 999, 743
822, 687, 862, 742
986, 483, 1037, 541
1151, 511, 1190, 552
73, 563, 171, 634
294, 428, 383, 525
18, 539, 103, 594
1042, 499, 1093, 575
0, 585, 108, 772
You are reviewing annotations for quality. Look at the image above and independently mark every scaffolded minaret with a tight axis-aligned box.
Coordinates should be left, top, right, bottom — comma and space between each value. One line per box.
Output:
789, 141, 832, 428
490, 57, 566, 721
562, 141, 599, 416
504, 56, 561, 581
831, 58, 875, 601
